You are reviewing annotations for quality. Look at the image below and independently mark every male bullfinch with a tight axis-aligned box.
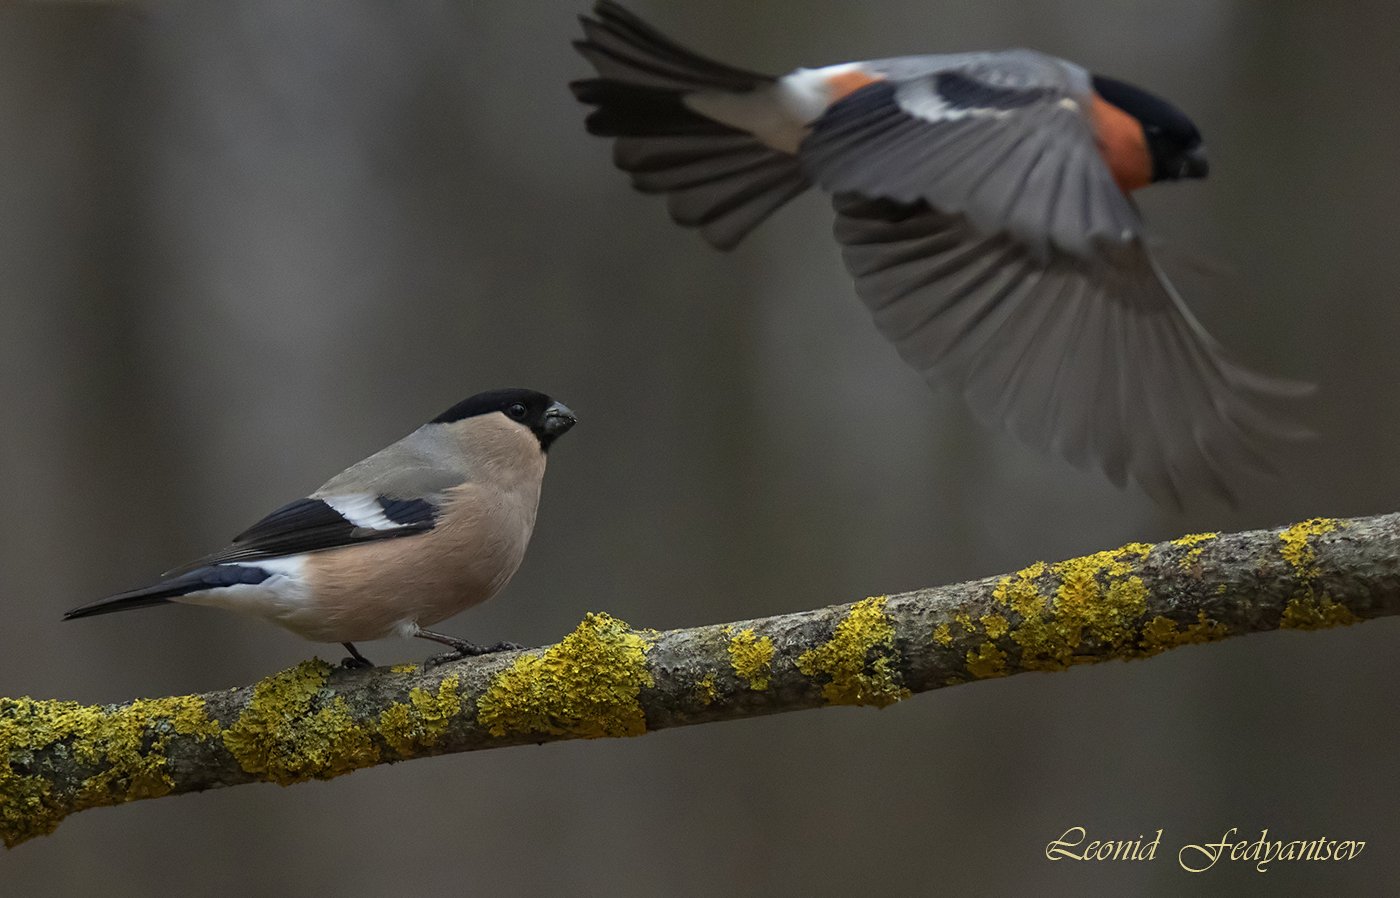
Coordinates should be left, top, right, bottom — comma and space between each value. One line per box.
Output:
571, 1, 1310, 507
64, 389, 577, 668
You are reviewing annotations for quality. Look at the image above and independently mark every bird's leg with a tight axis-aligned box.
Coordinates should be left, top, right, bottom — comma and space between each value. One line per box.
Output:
414, 626, 523, 668
340, 642, 374, 669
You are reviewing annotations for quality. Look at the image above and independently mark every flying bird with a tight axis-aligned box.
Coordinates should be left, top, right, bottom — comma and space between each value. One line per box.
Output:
64, 389, 578, 668
571, 1, 1309, 506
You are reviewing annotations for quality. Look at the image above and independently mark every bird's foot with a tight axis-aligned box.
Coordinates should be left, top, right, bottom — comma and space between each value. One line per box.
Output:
340, 643, 374, 669
422, 640, 524, 669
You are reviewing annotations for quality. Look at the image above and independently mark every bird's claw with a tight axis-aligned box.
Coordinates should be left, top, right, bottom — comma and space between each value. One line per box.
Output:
422, 652, 458, 670
340, 655, 374, 670
422, 640, 524, 669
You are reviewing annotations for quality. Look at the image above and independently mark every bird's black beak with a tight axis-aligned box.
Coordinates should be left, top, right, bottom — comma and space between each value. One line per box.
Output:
538, 401, 577, 449
1181, 144, 1209, 179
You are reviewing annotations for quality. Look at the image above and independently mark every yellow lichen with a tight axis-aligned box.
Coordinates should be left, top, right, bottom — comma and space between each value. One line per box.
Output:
1139, 617, 1179, 650
953, 612, 974, 632
1276, 519, 1353, 628
981, 613, 1009, 640
377, 675, 462, 756
965, 643, 1008, 679
1280, 596, 1359, 631
377, 705, 412, 750
222, 659, 379, 785
1173, 532, 1218, 568
992, 561, 1048, 618
1279, 518, 1343, 577
694, 673, 718, 707
932, 623, 953, 646
475, 613, 653, 739
796, 597, 910, 708
1005, 543, 1154, 670
390, 663, 419, 674
1138, 612, 1230, 656
79, 696, 222, 802
0, 693, 219, 847
726, 628, 775, 691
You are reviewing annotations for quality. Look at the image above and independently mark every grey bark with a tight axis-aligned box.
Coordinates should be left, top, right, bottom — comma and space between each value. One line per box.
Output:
2, 513, 1394, 847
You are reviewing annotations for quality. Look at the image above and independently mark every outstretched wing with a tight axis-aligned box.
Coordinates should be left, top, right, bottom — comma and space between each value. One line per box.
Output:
834, 195, 1311, 507
801, 54, 1139, 259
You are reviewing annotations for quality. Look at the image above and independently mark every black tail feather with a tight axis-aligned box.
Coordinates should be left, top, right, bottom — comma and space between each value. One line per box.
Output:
579, 1, 771, 92
572, 2, 810, 249
63, 565, 272, 621
571, 79, 739, 138
63, 588, 178, 621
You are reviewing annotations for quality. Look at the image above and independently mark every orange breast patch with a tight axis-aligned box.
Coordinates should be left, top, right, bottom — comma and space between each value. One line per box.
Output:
1091, 93, 1152, 193
825, 68, 885, 103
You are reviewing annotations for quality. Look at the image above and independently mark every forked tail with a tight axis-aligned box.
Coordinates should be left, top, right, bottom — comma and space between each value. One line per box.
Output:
571, 1, 811, 249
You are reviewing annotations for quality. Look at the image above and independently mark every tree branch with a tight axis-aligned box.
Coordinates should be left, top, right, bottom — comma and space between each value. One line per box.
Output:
4, 514, 1397, 847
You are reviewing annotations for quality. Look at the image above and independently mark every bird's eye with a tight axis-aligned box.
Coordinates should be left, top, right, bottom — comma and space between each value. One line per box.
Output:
507, 403, 528, 420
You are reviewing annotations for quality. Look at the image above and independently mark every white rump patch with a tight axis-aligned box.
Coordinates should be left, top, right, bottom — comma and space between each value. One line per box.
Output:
775, 64, 867, 122
175, 556, 310, 616
686, 63, 870, 154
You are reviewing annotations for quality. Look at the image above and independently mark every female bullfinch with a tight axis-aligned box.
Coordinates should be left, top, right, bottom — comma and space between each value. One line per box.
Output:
65, 389, 577, 668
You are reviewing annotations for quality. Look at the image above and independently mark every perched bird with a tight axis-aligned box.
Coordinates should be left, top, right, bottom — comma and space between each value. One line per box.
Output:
64, 389, 577, 667
571, 1, 1309, 507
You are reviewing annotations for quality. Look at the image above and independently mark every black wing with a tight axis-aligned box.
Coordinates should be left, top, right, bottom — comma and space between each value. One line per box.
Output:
800, 61, 1139, 259
164, 494, 439, 574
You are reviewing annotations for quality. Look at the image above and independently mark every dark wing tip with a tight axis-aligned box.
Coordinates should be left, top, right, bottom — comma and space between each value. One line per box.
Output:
833, 196, 1312, 510
594, 1, 644, 25
569, 77, 599, 101
1244, 373, 1317, 400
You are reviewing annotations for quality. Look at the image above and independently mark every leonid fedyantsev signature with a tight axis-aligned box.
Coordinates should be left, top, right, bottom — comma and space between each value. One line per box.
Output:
1045, 826, 1366, 873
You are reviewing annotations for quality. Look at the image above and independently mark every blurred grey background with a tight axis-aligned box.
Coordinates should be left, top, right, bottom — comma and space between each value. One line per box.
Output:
2, 1, 1398, 894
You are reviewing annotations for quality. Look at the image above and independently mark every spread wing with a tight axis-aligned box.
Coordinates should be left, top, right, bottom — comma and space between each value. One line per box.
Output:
834, 195, 1311, 507
800, 55, 1139, 260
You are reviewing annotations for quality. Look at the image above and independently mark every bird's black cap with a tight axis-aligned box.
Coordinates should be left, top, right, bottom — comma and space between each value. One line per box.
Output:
431, 388, 577, 450
1092, 74, 1206, 182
